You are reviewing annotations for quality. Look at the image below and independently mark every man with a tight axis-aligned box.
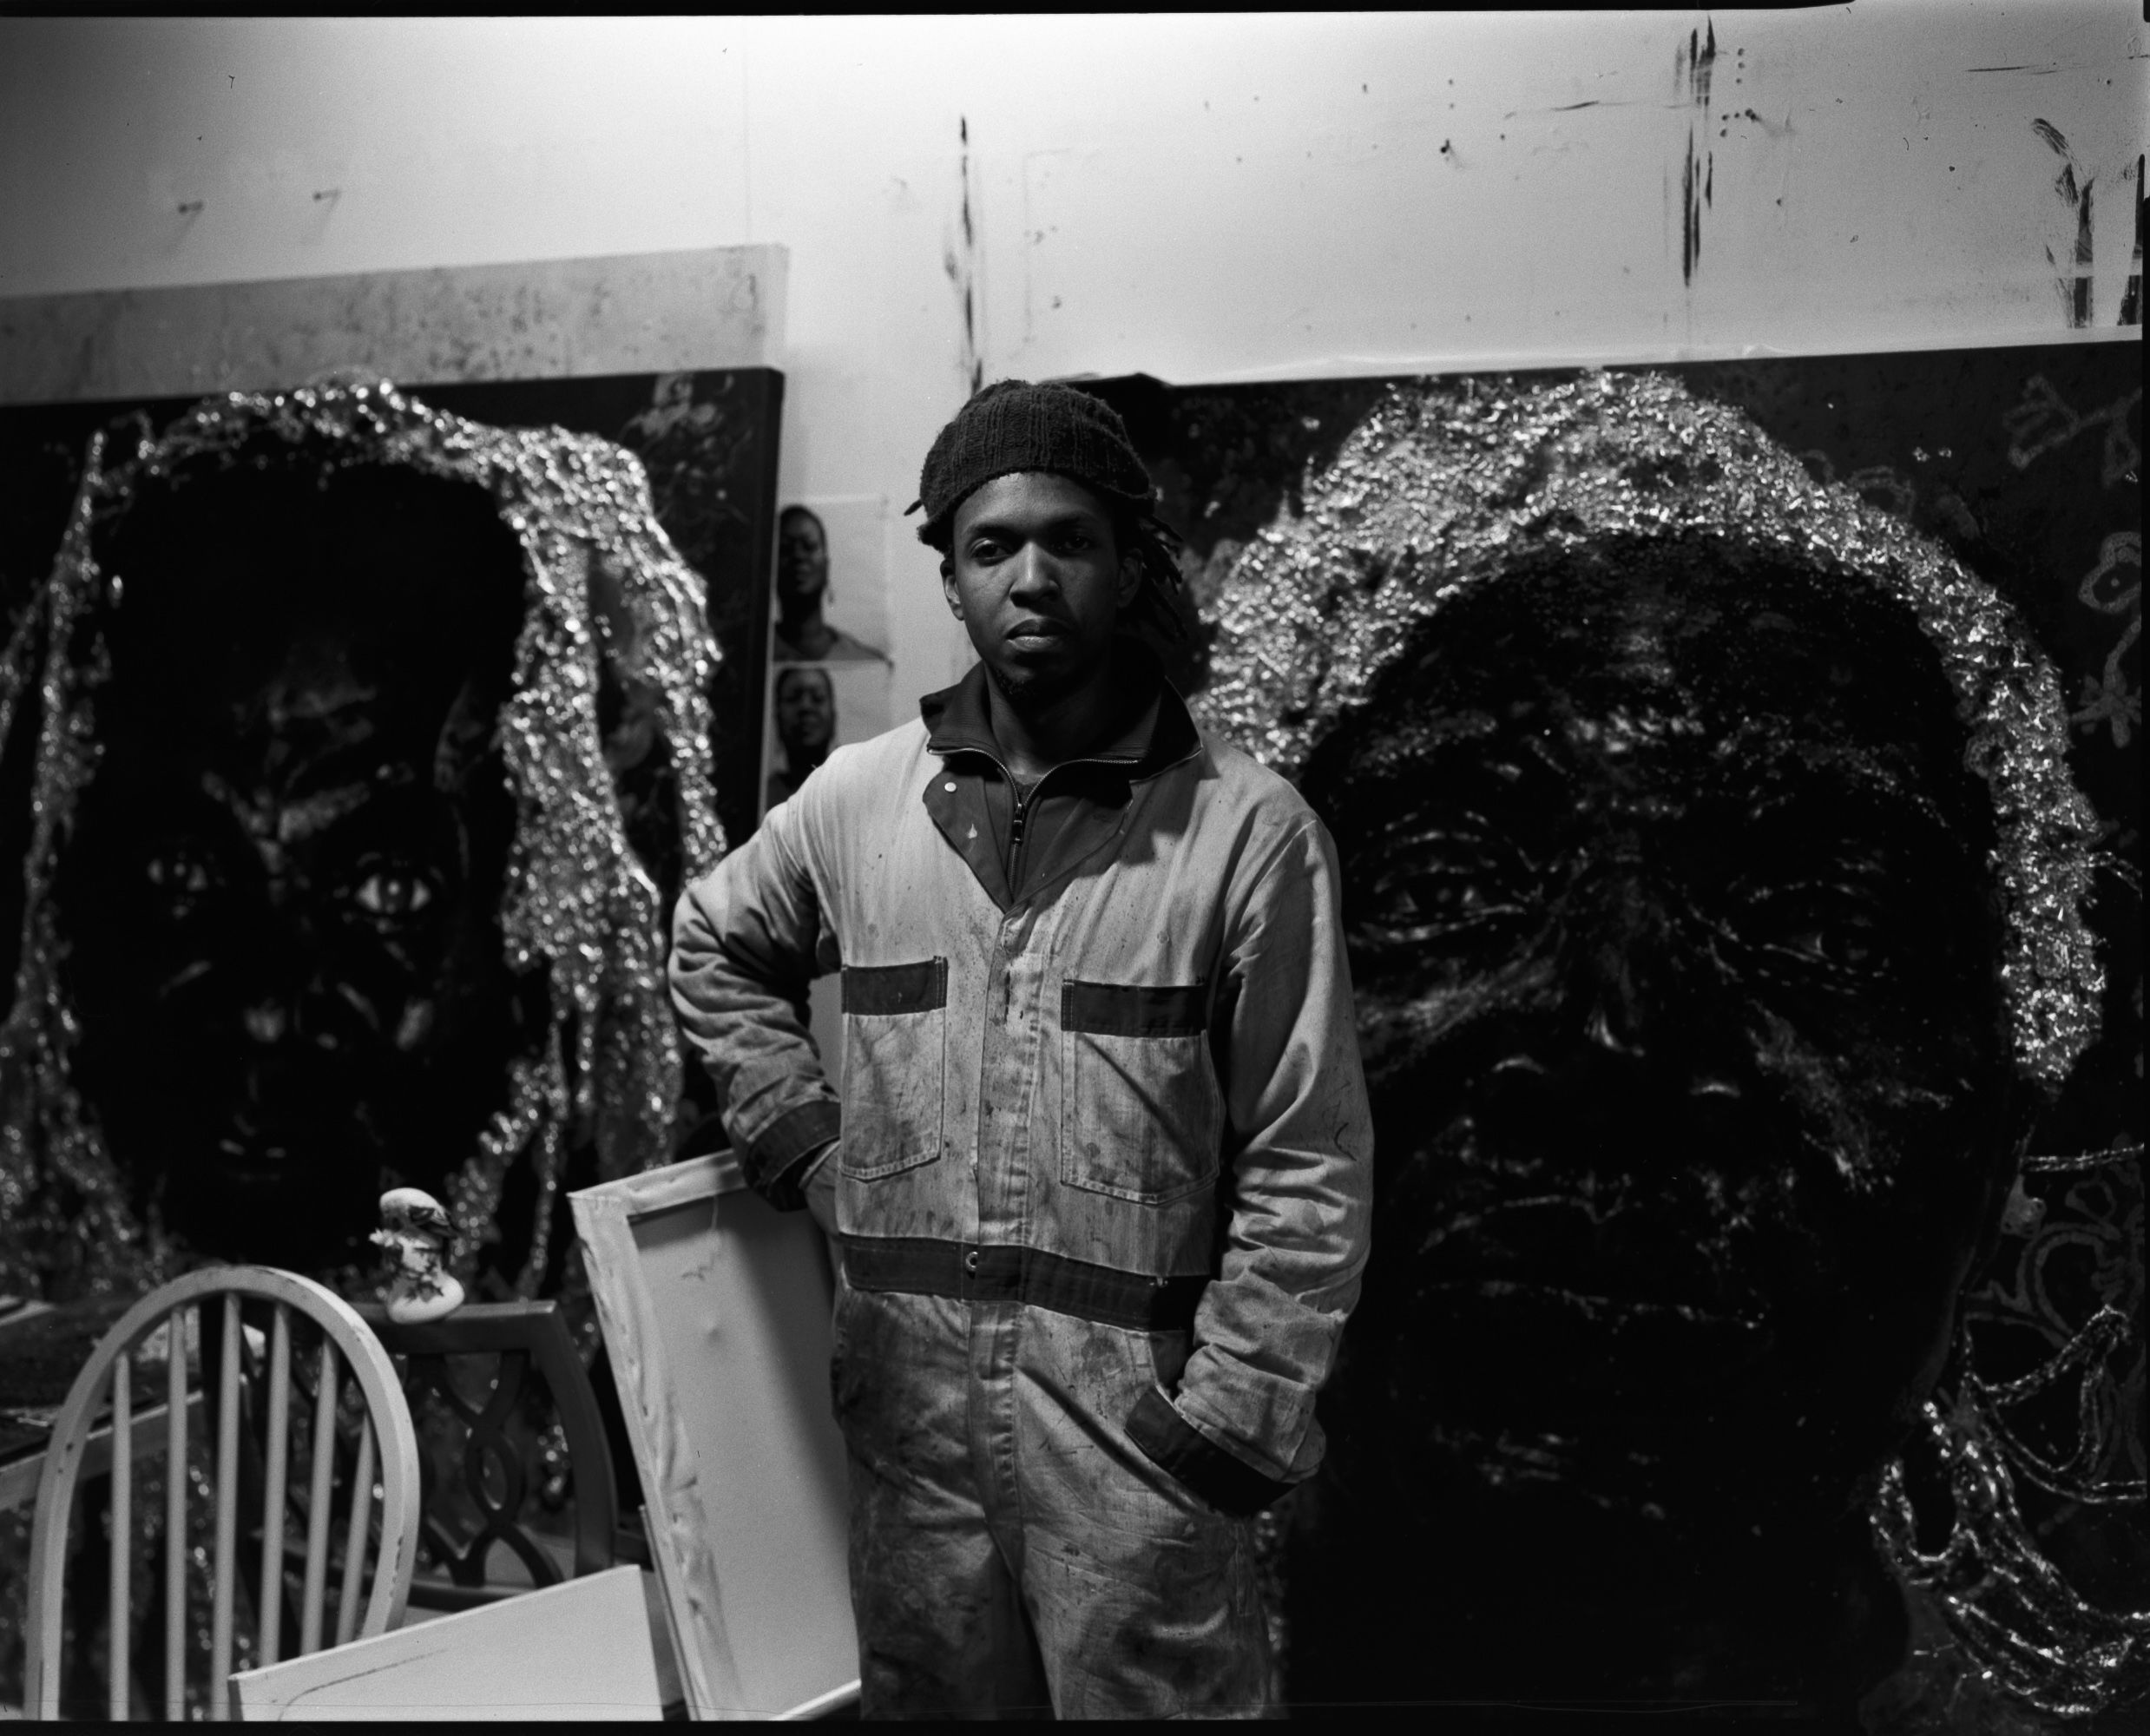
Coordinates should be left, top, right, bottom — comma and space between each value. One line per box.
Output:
765, 664, 836, 810
772, 503, 889, 663
670, 380, 1373, 1717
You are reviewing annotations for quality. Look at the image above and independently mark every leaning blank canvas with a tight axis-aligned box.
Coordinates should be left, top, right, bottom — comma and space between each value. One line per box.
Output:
228, 1564, 662, 1720
569, 1154, 857, 1720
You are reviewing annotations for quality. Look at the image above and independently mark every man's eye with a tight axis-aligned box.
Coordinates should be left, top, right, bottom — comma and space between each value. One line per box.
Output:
350, 871, 435, 918
1788, 924, 1878, 970
1353, 828, 1542, 945
147, 857, 213, 894
1398, 873, 1501, 925
1769, 915, 1881, 971
1731, 878, 1894, 976
145, 853, 218, 910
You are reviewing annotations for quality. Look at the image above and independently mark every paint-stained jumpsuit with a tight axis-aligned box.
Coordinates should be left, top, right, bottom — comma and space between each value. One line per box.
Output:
669, 656, 1372, 1718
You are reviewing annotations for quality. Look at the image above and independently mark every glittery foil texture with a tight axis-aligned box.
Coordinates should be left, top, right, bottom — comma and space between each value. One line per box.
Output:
1194, 368, 2101, 1090
1877, 1139, 2148, 1721
1877, 1327, 2147, 1720
0, 383, 722, 1299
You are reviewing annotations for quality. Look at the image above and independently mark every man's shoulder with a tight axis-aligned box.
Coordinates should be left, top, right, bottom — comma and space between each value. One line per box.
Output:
809, 716, 932, 796
771, 720, 932, 854
1193, 724, 1319, 832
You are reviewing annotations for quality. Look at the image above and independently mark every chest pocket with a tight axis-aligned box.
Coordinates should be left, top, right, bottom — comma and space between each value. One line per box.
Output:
1059, 980, 1221, 1205
841, 958, 947, 1180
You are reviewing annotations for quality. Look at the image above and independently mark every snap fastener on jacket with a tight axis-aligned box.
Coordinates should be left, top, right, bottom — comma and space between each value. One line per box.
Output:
964, 1249, 981, 1274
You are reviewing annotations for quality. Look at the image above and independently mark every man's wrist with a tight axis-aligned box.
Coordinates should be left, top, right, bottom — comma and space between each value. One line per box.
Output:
758, 1134, 837, 1213
800, 1139, 839, 1233
742, 1100, 842, 1209
1127, 1384, 1292, 1517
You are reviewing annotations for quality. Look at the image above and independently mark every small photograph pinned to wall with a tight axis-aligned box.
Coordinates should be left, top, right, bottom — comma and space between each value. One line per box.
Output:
760, 496, 894, 819
771, 496, 892, 667
762, 661, 892, 812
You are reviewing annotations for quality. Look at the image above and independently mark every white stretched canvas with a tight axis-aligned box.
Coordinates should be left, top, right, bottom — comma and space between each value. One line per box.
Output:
569, 1154, 858, 1720
228, 1564, 662, 1720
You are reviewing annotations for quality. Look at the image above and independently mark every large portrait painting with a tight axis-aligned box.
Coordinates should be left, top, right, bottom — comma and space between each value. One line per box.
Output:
0, 367, 782, 1310
1085, 345, 2141, 1727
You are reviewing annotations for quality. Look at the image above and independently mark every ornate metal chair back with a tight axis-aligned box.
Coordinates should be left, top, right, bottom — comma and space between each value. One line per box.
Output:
354, 1299, 621, 1610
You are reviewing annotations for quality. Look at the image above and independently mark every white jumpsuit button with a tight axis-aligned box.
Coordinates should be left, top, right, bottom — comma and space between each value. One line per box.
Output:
944, 780, 957, 792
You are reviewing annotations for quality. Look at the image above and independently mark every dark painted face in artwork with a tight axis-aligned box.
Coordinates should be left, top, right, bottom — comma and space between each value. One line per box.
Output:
55, 456, 533, 1266
1300, 544, 2014, 1542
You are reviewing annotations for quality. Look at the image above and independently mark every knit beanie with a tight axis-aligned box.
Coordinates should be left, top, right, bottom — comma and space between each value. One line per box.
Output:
910, 379, 1154, 541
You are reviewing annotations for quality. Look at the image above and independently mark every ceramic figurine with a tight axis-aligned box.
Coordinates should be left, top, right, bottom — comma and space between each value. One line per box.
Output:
371, 1187, 465, 1325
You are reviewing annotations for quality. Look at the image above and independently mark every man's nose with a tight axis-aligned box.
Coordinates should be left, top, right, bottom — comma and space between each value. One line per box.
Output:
1005, 545, 1062, 599
1568, 861, 1680, 1063
1584, 941, 1651, 1059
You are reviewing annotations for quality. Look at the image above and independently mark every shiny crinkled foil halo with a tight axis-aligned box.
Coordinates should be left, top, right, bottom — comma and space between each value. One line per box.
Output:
0, 382, 722, 1298
1194, 367, 2101, 1089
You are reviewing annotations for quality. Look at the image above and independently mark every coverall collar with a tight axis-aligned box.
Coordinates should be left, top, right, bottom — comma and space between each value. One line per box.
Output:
918, 642, 1202, 912
918, 639, 1200, 783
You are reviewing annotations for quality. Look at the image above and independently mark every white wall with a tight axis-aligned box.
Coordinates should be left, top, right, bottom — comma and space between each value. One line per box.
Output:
3, 7, 2144, 707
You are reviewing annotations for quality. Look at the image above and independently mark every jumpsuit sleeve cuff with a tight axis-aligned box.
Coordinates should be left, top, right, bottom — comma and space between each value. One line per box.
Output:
741, 1100, 842, 1211
1128, 1384, 1292, 1518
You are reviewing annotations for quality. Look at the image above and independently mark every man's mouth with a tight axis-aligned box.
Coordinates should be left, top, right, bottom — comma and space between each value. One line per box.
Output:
214, 1134, 295, 1184
1424, 1194, 1742, 1300
1428, 1277, 1767, 1338
215, 1103, 336, 1180
1404, 1188, 1778, 1395
1006, 618, 1071, 644
1415, 1277, 1776, 1417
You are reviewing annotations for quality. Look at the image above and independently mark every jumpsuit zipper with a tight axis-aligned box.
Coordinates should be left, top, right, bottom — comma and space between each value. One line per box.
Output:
1002, 778, 1032, 1024
1008, 785, 1030, 893
970, 741, 1165, 900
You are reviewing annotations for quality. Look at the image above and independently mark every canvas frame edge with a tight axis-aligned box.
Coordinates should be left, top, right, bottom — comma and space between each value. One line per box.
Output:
568, 1153, 860, 1722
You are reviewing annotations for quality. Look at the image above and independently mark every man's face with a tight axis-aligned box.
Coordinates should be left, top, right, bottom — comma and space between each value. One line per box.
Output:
56, 460, 529, 1266
1302, 554, 2013, 1534
941, 471, 1141, 707
774, 668, 834, 760
776, 510, 829, 612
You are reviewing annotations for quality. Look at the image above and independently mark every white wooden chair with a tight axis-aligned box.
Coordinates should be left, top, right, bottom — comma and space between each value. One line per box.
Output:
23, 1266, 421, 1720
